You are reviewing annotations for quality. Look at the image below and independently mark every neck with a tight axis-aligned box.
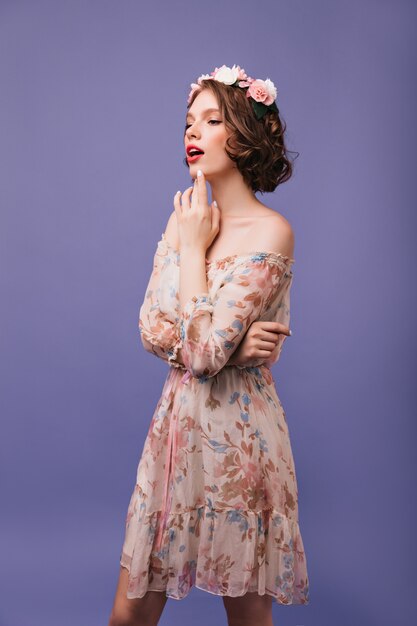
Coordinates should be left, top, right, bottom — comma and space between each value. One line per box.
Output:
207, 167, 259, 218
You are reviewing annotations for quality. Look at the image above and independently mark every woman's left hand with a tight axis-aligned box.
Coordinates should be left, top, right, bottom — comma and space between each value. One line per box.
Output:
173, 170, 220, 253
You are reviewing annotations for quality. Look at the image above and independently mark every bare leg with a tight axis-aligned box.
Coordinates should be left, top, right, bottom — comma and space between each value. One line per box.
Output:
222, 591, 274, 626
107, 564, 169, 626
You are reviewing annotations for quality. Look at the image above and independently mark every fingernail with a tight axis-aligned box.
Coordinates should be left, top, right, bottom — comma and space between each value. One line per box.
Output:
289, 329, 292, 336
213, 200, 217, 207
197, 169, 202, 177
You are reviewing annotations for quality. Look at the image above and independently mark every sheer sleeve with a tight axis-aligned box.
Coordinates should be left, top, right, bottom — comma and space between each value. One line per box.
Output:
138, 239, 183, 367
175, 254, 289, 379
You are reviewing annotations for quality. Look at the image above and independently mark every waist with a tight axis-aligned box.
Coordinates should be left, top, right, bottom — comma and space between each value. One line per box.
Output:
168, 361, 271, 375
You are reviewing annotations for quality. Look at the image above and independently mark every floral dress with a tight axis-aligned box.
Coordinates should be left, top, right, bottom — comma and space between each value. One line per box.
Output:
119, 232, 310, 605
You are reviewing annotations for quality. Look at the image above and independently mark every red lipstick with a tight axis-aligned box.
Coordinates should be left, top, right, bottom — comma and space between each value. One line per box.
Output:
186, 143, 205, 163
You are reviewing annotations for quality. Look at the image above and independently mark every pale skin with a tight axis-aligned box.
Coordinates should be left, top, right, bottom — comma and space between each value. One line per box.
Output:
108, 88, 294, 626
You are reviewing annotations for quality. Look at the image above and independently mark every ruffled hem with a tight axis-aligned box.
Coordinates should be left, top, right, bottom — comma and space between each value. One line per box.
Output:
119, 498, 310, 605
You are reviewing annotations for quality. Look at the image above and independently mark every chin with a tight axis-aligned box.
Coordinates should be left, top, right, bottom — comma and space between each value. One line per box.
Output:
189, 166, 212, 180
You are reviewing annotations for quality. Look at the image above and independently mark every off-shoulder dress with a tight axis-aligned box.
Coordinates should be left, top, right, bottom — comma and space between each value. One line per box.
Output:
119, 232, 310, 605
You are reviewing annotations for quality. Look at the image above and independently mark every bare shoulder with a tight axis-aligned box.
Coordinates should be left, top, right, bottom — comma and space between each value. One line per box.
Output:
254, 211, 295, 259
162, 210, 179, 250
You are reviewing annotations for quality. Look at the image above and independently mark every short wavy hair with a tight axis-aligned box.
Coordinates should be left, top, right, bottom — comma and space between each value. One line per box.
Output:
183, 78, 298, 194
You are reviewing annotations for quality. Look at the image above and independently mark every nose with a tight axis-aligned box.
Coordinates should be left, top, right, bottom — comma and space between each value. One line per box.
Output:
185, 121, 200, 141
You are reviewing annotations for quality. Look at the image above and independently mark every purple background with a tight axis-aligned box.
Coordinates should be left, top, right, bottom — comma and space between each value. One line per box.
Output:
1, 1, 416, 625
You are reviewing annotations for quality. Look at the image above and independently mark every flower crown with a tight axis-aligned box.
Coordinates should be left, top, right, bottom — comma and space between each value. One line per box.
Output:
187, 64, 279, 120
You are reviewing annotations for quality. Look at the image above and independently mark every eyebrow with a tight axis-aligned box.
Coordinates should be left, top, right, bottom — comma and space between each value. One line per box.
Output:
186, 108, 220, 120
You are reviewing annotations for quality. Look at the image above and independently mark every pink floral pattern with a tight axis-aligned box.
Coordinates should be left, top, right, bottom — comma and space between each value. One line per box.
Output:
119, 233, 310, 604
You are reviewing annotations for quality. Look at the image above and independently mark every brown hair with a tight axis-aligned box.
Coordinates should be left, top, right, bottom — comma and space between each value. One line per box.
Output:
184, 78, 299, 194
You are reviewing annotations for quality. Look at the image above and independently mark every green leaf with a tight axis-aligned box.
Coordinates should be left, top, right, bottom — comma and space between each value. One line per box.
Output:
251, 100, 268, 119
252, 99, 279, 119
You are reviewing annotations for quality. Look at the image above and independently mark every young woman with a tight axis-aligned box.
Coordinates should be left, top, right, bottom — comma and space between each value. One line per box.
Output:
108, 64, 310, 626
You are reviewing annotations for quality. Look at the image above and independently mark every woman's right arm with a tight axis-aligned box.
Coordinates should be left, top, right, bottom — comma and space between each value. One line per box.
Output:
138, 211, 185, 366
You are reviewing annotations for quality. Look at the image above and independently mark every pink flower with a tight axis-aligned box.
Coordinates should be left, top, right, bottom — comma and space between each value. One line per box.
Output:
238, 77, 254, 88
247, 79, 276, 106
234, 65, 249, 81
187, 66, 278, 111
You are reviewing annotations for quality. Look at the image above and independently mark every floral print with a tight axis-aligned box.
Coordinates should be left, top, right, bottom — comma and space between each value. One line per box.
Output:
120, 233, 310, 604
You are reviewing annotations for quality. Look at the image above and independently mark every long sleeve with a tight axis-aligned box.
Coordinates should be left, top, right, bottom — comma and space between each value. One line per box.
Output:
138, 240, 183, 367
176, 254, 289, 379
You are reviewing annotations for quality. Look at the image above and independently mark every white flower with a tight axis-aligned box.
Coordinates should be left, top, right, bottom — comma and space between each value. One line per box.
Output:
213, 64, 240, 85
264, 78, 277, 101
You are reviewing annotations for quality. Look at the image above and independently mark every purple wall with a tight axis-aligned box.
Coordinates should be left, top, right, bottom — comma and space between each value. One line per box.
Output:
1, 1, 415, 624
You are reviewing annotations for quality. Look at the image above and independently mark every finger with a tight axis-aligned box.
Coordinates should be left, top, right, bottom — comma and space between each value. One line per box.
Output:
196, 169, 209, 210
257, 339, 278, 351
257, 329, 286, 343
190, 178, 199, 211
251, 322, 281, 338
257, 321, 291, 336
182, 186, 193, 210
211, 202, 220, 232
252, 348, 277, 358
173, 190, 182, 216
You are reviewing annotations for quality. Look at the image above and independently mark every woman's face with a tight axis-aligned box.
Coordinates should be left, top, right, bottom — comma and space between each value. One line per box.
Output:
184, 89, 234, 181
